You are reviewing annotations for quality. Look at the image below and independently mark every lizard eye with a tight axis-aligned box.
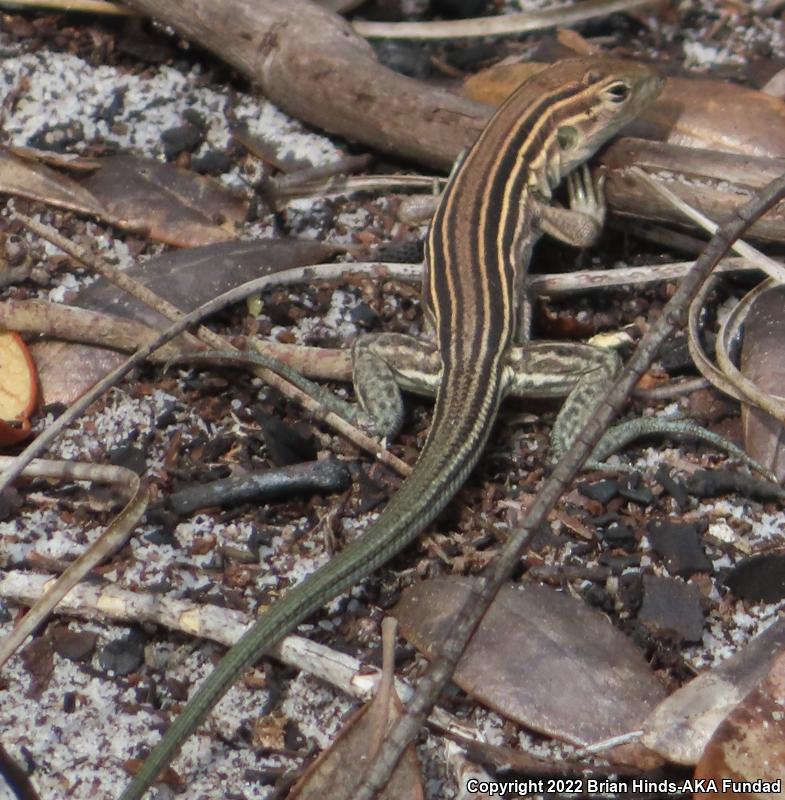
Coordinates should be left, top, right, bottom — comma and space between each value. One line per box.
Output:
605, 82, 631, 103
557, 125, 578, 150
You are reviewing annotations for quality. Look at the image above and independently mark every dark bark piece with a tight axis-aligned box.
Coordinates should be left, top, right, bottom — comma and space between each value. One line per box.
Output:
20, 635, 54, 698
395, 576, 666, 747
654, 465, 690, 511
683, 469, 785, 501
578, 478, 620, 504
123, 0, 489, 170
740, 285, 785, 482
647, 519, 712, 577
638, 574, 704, 643
601, 523, 636, 548
168, 458, 351, 515
723, 554, 785, 604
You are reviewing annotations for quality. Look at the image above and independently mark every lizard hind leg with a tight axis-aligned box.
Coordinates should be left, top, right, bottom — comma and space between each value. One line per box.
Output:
352, 332, 441, 441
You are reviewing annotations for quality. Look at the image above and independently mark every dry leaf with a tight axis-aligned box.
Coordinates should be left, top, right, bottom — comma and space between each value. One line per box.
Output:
0, 147, 104, 218
463, 66, 785, 157
395, 577, 666, 747
31, 239, 341, 405
0, 147, 247, 246
289, 617, 423, 800
79, 155, 247, 247
642, 617, 785, 765
288, 692, 423, 800
693, 649, 785, 798
741, 285, 785, 482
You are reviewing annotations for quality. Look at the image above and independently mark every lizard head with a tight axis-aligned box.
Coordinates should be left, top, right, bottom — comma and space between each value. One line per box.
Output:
546, 58, 664, 182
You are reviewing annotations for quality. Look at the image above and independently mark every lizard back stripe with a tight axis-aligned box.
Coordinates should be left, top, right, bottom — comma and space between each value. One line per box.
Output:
422, 79, 602, 472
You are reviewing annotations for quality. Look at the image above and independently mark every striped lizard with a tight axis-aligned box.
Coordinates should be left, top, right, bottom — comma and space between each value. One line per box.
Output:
119, 58, 749, 798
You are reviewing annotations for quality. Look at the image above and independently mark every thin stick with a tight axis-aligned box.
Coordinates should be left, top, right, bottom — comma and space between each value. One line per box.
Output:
0, 0, 133, 13
353, 0, 654, 40
354, 172, 785, 799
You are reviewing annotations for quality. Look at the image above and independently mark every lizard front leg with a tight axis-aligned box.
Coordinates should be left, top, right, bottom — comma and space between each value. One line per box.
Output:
537, 165, 607, 249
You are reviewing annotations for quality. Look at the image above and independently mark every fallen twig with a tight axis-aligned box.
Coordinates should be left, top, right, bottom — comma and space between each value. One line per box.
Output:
123, 0, 489, 170
353, 0, 654, 40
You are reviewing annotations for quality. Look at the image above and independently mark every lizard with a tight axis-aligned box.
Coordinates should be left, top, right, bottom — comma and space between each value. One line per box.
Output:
120, 57, 706, 798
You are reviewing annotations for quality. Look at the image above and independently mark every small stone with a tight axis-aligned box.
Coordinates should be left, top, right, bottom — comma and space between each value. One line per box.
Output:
99, 631, 146, 676
349, 302, 381, 330
161, 122, 203, 159
578, 479, 620, 504
52, 625, 98, 662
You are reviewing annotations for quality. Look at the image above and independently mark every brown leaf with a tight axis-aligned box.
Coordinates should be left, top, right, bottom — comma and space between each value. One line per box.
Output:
288, 695, 423, 800
642, 617, 785, 765
79, 155, 247, 247
395, 577, 666, 747
289, 617, 423, 800
0, 148, 104, 217
741, 285, 785, 482
462, 62, 547, 107
694, 649, 785, 798
0, 147, 247, 246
